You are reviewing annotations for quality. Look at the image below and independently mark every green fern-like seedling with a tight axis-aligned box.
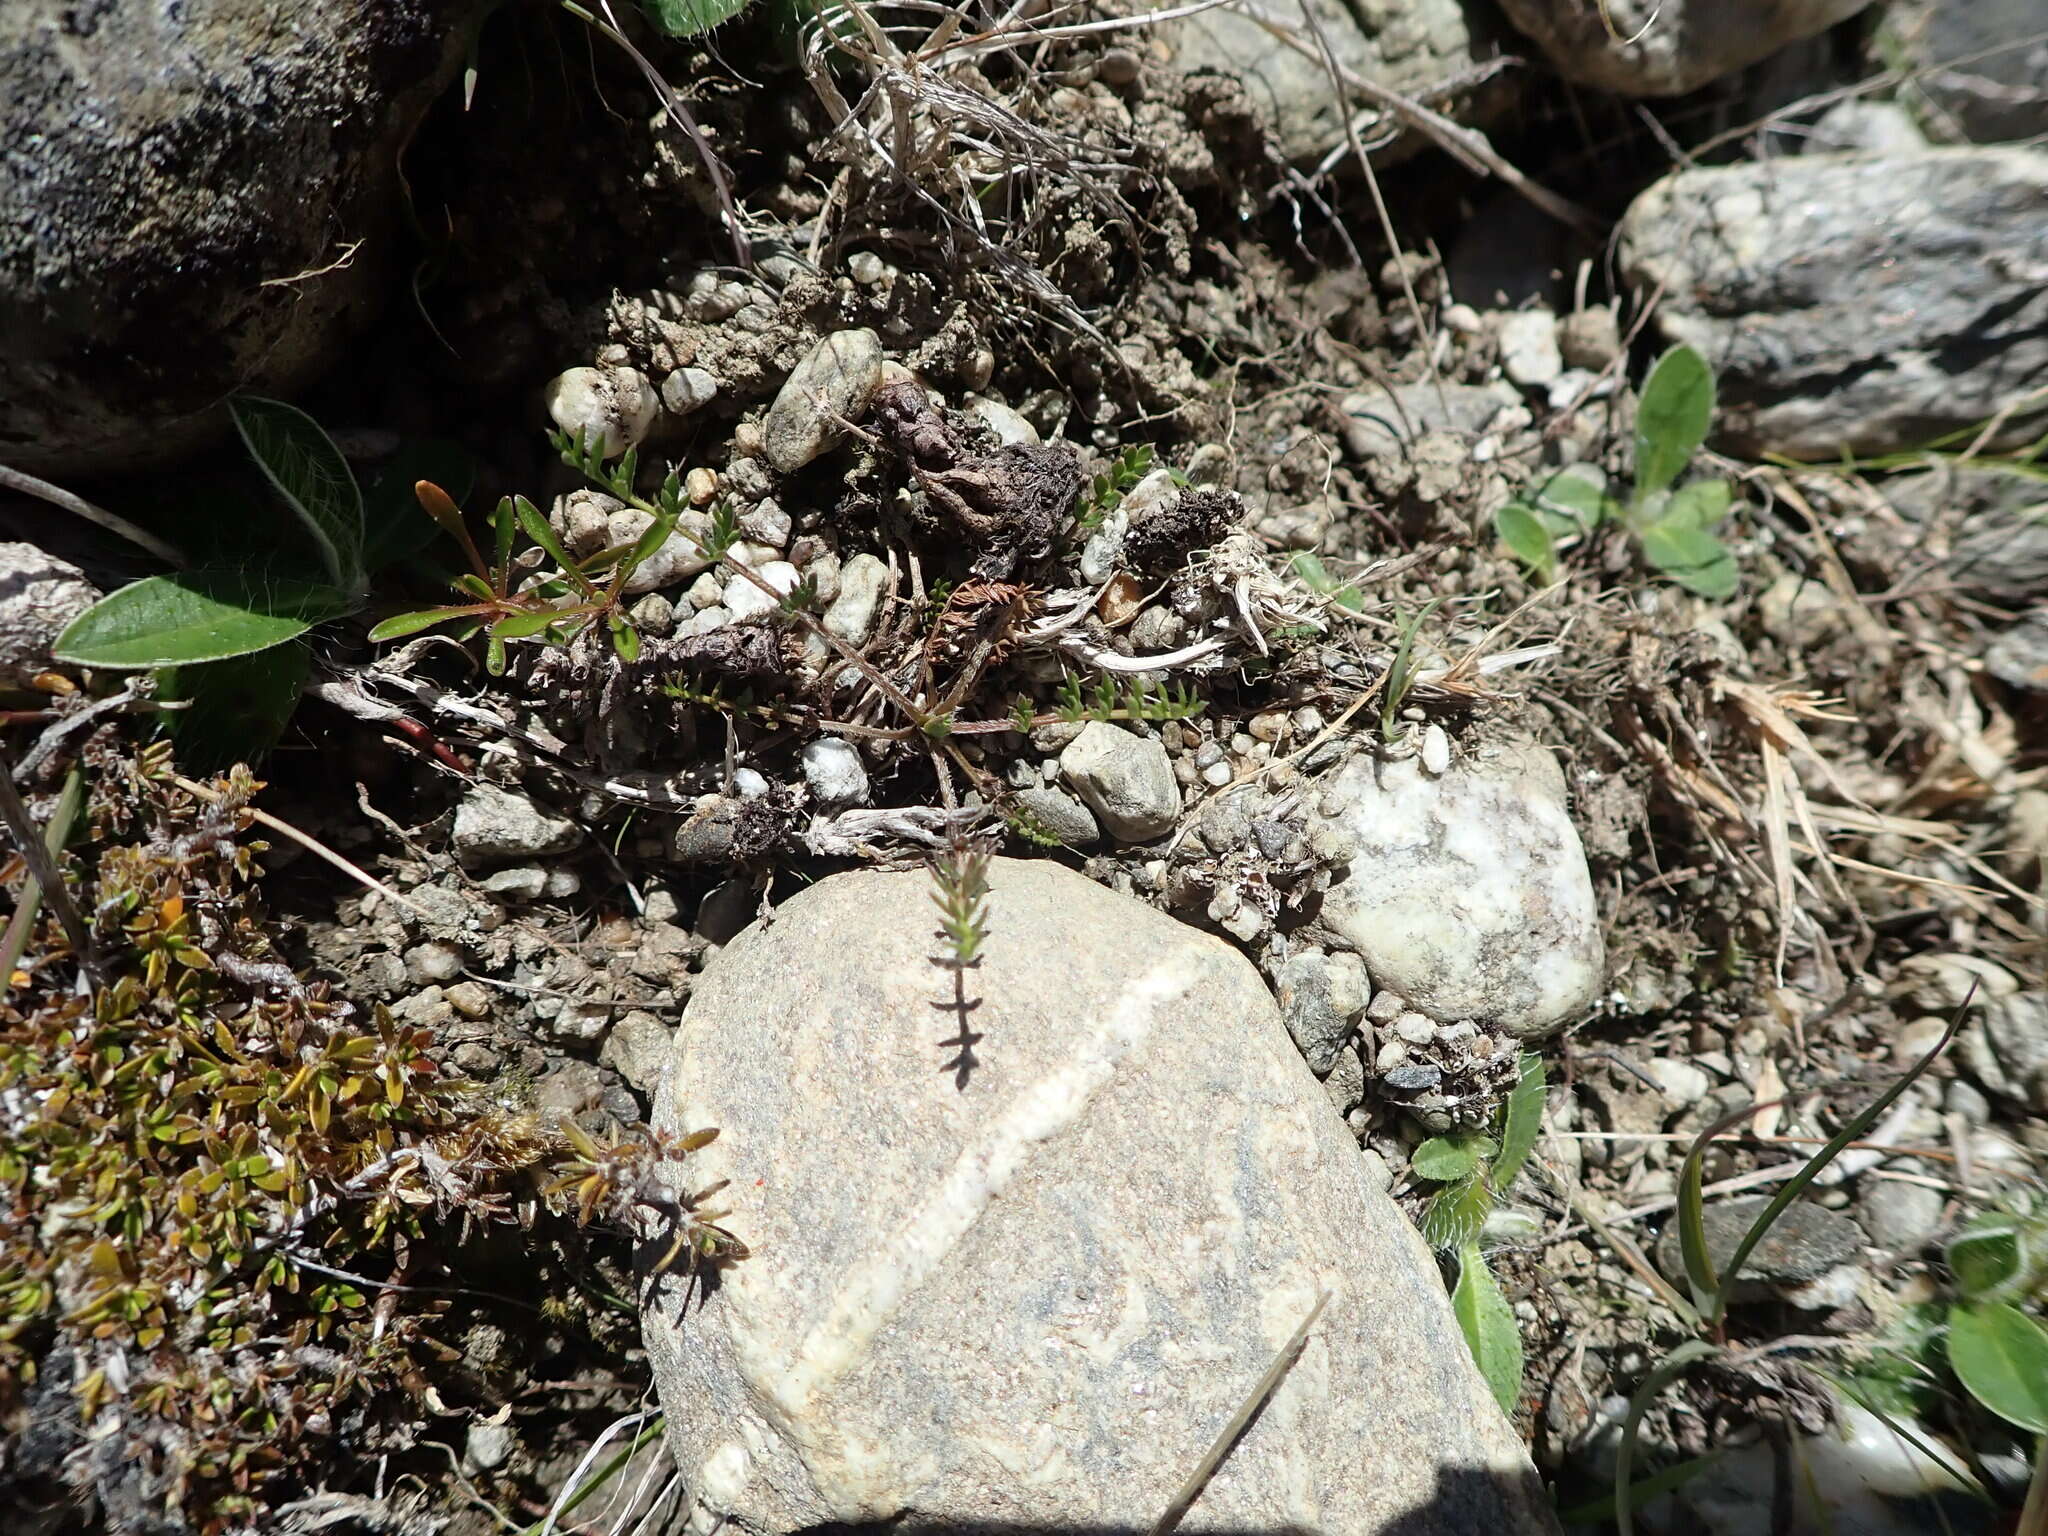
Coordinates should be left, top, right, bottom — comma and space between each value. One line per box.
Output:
1074, 443, 1159, 533
929, 844, 990, 968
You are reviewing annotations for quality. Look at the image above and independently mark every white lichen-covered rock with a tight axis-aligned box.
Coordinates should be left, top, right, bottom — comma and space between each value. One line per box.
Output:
1308, 738, 1602, 1038
642, 860, 1554, 1536
0, 541, 98, 685
822, 551, 888, 643
1493, 0, 1871, 95
545, 365, 659, 458
762, 329, 884, 473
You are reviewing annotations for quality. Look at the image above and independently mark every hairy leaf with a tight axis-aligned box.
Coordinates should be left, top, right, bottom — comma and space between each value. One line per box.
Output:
1495, 504, 1557, 582
640, 0, 752, 37
1661, 478, 1733, 532
1634, 345, 1715, 500
1424, 1173, 1493, 1252
1946, 1301, 2048, 1431
54, 572, 353, 668
1452, 1244, 1524, 1415
229, 396, 366, 593
1413, 1134, 1496, 1183
1640, 521, 1738, 599
1492, 1053, 1547, 1191
1946, 1213, 2023, 1302
1532, 468, 1621, 532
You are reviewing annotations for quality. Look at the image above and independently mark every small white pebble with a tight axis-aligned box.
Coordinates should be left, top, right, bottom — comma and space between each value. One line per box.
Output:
1420, 723, 1450, 775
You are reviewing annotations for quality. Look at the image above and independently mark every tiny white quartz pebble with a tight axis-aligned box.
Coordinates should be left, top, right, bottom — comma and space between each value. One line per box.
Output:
802, 738, 870, 805
723, 560, 800, 622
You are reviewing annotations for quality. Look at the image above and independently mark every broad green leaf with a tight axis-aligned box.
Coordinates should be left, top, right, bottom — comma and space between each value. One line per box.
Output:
1423, 1172, 1493, 1252
1946, 1301, 2048, 1431
161, 645, 312, 771
1413, 1134, 1496, 1182
1946, 1213, 2022, 1302
1532, 468, 1621, 532
229, 396, 365, 593
1492, 1054, 1547, 1190
1452, 1244, 1524, 1415
1495, 504, 1557, 581
1662, 478, 1733, 533
360, 438, 479, 572
1635, 344, 1716, 500
53, 572, 353, 668
1290, 551, 1336, 591
1640, 521, 1738, 599
640, 0, 752, 38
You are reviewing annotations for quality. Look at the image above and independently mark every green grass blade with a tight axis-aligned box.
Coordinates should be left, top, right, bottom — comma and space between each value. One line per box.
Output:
1702, 993, 1969, 1329
1616, 1339, 1721, 1536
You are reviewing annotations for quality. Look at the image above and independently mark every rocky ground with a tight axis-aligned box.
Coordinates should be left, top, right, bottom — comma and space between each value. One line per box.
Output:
2, 0, 2046, 1533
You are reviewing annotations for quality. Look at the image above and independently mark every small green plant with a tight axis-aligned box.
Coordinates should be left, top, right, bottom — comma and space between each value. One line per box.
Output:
1074, 442, 1160, 533
1289, 551, 1366, 616
49, 398, 472, 762
1496, 344, 1739, 598
930, 842, 991, 969
1379, 596, 1444, 739
1050, 672, 1205, 726
1413, 1053, 1546, 1414
368, 434, 719, 672
1843, 1196, 2048, 1466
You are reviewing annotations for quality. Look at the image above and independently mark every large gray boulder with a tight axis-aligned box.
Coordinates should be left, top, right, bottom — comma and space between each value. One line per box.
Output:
1493, 0, 1870, 95
1158, 0, 1520, 164
642, 859, 1554, 1536
0, 1, 483, 475
1618, 147, 2048, 458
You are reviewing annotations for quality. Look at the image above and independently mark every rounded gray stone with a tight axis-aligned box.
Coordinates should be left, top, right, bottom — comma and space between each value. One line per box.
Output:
0, 541, 98, 685
763, 329, 884, 474
1057, 721, 1180, 842
1307, 738, 1603, 1038
452, 784, 581, 866
642, 860, 1554, 1536
1654, 1195, 1866, 1286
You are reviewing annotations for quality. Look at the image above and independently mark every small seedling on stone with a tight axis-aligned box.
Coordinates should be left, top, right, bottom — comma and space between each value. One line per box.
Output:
929, 842, 991, 969
1496, 344, 1739, 598
1074, 442, 1160, 533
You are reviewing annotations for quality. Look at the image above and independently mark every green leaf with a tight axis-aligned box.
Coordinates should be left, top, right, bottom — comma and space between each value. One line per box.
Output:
490, 608, 563, 641
1946, 1302, 2048, 1431
515, 495, 597, 595
1661, 478, 1733, 533
1495, 504, 1557, 581
367, 605, 483, 643
1451, 1244, 1524, 1415
360, 438, 478, 573
639, 0, 752, 37
160, 645, 312, 771
1640, 521, 1738, 599
1531, 468, 1621, 532
1492, 1054, 1546, 1191
1423, 1173, 1494, 1252
1635, 344, 1716, 500
1413, 1134, 1497, 1183
229, 396, 366, 593
1945, 1213, 2023, 1302
609, 613, 641, 663
53, 571, 354, 668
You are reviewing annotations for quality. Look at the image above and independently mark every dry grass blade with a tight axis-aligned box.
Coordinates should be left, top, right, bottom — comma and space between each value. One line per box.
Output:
171, 773, 434, 922
1151, 1290, 1328, 1535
